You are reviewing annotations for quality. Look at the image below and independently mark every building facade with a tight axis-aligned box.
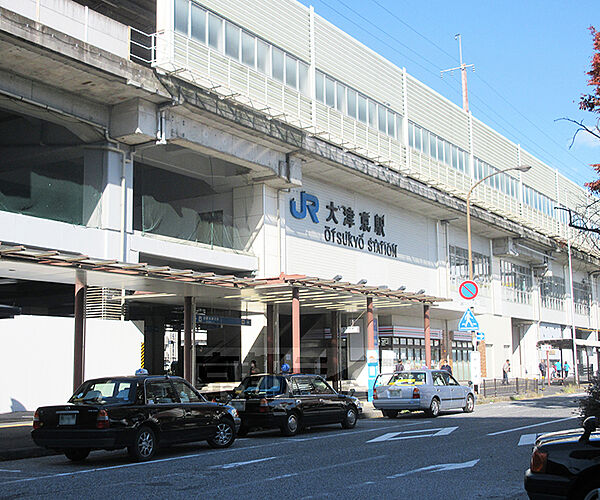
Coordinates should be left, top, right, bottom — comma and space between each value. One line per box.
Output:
0, 0, 598, 412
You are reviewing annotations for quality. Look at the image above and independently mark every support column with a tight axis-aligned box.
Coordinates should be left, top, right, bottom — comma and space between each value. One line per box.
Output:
366, 297, 375, 350
267, 304, 275, 373
73, 273, 86, 391
292, 287, 301, 373
424, 304, 431, 369
184, 296, 193, 383
330, 311, 339, 391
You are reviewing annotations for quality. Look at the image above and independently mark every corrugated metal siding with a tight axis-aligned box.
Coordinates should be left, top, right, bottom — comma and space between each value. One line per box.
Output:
197, 0, 310, 61
472, 117, 518, 172
406, 75, 469, 150
520, 150, 558, 200
314, 16, 404, 115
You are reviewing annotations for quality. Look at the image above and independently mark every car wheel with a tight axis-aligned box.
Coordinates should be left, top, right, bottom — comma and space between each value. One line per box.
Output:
128, 425, 157, 461
341, 407, 358, 429
64, 448, 90, 462
426, 398, 440, 418
382, 410, 399, 419
463, 394, 475, 413
207, 419, 236, 449
579, 480, 600, 500
280, 412, 300, 436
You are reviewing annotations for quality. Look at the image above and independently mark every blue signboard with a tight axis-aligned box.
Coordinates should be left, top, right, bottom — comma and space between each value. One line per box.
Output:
458, 309, 479, 331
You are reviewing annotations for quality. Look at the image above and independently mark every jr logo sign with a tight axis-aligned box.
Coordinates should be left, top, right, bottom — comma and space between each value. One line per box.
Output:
290, 191, 319, 223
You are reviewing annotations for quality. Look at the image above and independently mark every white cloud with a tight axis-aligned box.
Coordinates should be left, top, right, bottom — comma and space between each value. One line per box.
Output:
572, 129, 600, 148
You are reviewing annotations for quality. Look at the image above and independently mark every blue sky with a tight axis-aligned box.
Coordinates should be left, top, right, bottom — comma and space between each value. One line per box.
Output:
297, 0, 600, 188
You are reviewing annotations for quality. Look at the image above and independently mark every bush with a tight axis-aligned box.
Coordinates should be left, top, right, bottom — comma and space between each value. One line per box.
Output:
579, 374, 600, 422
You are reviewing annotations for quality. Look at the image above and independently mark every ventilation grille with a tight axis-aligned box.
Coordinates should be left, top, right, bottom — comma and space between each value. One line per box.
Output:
86, 287, 123, 320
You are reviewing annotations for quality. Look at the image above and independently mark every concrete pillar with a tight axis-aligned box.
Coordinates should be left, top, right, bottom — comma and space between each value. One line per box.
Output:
267, 304, 275, 372
292, 287, 301, 373
73, 273, 86, 391
424, 305, 431, 368
184, 296, 193, 383
144, 314, 165, 375
366, 297, 375, 350
330, 311, 340, 391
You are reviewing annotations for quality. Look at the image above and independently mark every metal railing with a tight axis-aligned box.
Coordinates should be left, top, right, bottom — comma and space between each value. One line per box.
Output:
480, 378, 538, 398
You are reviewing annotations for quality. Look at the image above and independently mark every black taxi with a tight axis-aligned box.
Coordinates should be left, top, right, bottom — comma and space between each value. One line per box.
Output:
229, 373, 361, 436
32, 375, 240, 462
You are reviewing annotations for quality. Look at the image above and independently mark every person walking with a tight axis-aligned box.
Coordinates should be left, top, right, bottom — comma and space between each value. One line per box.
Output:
249, 359, 258, 375
555, 361, 562, 379
395, 359, 405, 372
539, 360, 546, 383
502, 359, 510, 385
440, 359, 452, 375
563, 361, 570, 379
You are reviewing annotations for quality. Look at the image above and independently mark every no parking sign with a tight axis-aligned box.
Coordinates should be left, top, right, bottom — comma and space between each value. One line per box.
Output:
458, 280, 479, 300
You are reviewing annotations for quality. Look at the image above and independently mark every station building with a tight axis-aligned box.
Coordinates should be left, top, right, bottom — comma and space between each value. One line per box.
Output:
0, 0, 598, 412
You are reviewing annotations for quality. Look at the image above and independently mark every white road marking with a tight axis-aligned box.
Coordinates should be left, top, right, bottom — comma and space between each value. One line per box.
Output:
0, 469, 21, 473
387, 459, 480, 478
367, 426, 458, 443
0, 425, 402, 486
210, 456, 277, 469
487, 416, 577, 436
518, 434, 538, 446
266, 473, 299, 481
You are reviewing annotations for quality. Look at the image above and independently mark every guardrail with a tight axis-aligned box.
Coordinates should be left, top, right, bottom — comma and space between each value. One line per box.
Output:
480, 378, 539, 398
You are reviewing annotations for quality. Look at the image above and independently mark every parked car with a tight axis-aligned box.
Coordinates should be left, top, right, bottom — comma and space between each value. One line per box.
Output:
229, 373, 361, 436
373, 369, 475, 417
524, 416, 600, 500
31, 375, 240, 462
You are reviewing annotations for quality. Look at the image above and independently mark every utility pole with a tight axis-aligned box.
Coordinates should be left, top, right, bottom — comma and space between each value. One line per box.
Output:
441, 34, 474, 113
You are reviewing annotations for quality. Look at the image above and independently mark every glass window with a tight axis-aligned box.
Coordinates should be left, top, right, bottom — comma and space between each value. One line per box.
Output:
378, 105, 387, 133
408, 122, 414, 148
237, 375, 286, 395
347, 88, 357, 118
172, 380, 203, 403
433, 372, 447, 386
430, 134, 437, 160
241, 31, 255, 67
190, 4, 205, 42
312, 377, 334, 394
285, 54, 297, 88
291, 377, 314, 395
387, 110, 395, 138
357, 95, 367, 123
298, 62, 309, 95
388, 372, 427, 385
451, 146, 458, 169
422, 129, 429, 155
145, 381, 178, 404
325, 77, 335, 107
336, 83, 345, 112
414, 124, 421, 150
174, 0, 188, 35
444, 142, 451, 166
271, 47, 284, 82
257, 39, 269, 74
459, 151, 465, 172
315, 71, 324, 102
208, 13, 223, 51
225, 22, 240, 60
368, 101, 377, 128
437, 139, 444, 162
71, 380, 135, 403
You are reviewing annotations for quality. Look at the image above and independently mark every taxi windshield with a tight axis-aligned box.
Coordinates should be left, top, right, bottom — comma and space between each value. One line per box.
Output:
388, 372, 427, 386
70, 379, 135, 404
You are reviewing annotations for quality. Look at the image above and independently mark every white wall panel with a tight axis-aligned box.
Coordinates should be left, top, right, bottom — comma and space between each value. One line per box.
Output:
314, 16, 404, 115
197, 0, 310, 61
521, 149, 559, 200
406, 75, 469, 150
472, 117, 519, 172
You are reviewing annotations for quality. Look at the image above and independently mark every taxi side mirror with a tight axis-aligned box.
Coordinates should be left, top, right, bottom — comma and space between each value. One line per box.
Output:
580, 416, 597, 442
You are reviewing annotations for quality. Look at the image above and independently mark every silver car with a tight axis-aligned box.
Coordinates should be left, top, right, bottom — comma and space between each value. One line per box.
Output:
373, 369, 475, 418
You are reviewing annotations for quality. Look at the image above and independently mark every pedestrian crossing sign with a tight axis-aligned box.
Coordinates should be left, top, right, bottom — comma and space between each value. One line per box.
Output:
458, 308, 479, 331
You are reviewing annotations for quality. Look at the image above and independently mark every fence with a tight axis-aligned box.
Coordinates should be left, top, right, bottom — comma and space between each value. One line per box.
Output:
480, 378, 538, 398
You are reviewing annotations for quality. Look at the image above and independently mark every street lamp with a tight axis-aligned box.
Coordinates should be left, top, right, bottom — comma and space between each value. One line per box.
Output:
466, 164, 531, 281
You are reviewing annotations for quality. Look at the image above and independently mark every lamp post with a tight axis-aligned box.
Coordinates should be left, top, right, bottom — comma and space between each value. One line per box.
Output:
466, 164, 531, 281
466, 164, 531, 380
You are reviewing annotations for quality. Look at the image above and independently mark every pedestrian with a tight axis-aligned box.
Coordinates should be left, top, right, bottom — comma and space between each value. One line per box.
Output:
555, 361, 562, 379
395, 358, 405, 372
440, 359, 452, 375
538, 360, 546, 382
502, 359, 510, 385
281, 362, 290, 375
249, 359, 258, 375
563, 361, 570, 379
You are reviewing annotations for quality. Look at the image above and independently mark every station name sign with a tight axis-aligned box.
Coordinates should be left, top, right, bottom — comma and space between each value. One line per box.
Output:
290, 191, 398, 258
196, 314, 251, 326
